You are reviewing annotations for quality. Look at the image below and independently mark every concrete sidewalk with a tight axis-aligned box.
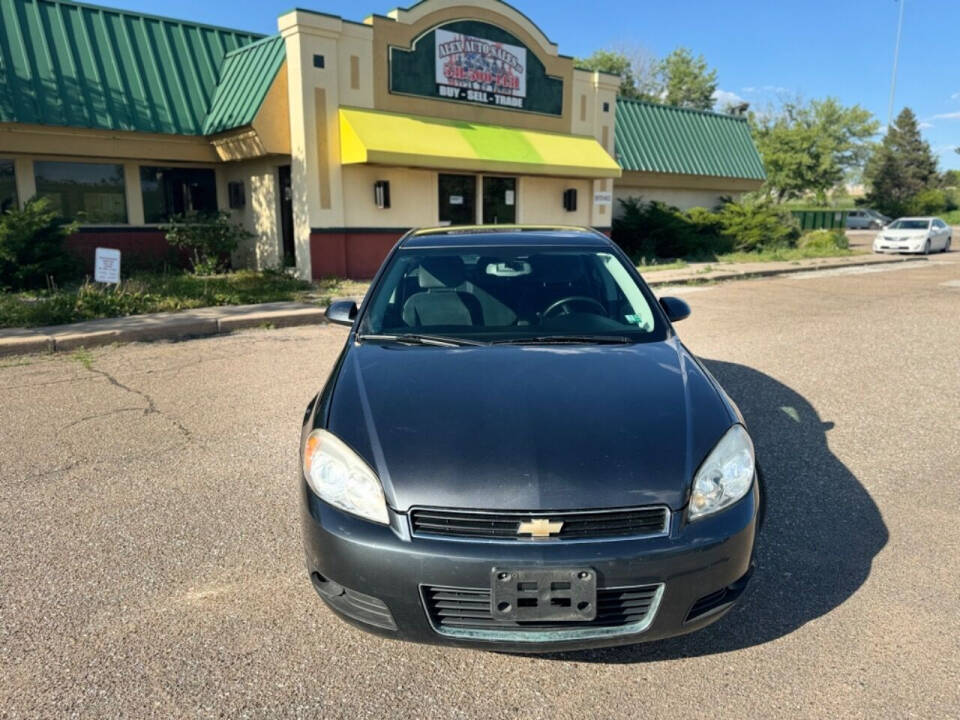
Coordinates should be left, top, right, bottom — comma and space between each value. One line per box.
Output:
0, 252, 931, 357
642, 252, 924, 287
0, 302, 326, 356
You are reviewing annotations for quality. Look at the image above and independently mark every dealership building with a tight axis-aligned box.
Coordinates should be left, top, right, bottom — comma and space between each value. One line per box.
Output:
0, 0, 765, 279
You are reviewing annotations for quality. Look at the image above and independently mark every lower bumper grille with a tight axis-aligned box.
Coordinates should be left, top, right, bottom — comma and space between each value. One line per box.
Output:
684, 565, 754, 623
423, 583, 663, 638
410, 506, 670, 541
311, 572, 396, 631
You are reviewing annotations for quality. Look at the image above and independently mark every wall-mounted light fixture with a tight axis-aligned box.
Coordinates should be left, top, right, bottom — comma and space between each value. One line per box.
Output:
374, 180, 391, 209
562, 188, 577, 212
228, 181, 245, 209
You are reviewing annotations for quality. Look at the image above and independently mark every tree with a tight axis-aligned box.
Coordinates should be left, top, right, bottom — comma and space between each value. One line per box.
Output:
751, 98, 878, 204
656, 48, 717, 110
0, 197, 79, 290
161, 211, 252, 275
576, 45, 658, 100
864, 108, 939, 215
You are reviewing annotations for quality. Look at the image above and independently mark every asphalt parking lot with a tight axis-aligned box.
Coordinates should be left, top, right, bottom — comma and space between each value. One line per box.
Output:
2, 256, 959, 718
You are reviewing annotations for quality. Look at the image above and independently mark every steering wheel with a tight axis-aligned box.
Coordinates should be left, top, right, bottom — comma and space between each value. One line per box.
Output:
542, 295, 609, 319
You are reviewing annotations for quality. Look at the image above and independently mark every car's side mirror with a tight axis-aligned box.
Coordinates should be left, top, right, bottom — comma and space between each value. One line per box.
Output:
326, 300, 358, 327
659, 296, 691, 323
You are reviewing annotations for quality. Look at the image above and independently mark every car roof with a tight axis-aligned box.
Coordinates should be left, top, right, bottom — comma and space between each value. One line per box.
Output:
893, 217, 936, 221
401, 225, 613, 249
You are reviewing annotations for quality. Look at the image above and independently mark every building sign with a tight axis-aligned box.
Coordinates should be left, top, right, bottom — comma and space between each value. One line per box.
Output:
593, 191, 613, 206
435, 29, 526, 109
390, 20, 563, 116
94, 247, 121, 284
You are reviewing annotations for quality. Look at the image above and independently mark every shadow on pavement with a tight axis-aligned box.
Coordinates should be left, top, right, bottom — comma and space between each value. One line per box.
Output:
547, 359, 888, 663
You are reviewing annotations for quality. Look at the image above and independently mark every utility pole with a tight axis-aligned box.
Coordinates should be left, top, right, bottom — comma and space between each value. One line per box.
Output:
887, 0, 905, 128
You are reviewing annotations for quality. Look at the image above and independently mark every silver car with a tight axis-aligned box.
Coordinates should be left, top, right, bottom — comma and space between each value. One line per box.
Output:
846, 209, 889, 230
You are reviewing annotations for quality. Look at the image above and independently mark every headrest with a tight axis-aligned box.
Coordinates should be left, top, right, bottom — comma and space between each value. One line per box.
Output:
534, 254, 584, 284
418, 256, 466, 289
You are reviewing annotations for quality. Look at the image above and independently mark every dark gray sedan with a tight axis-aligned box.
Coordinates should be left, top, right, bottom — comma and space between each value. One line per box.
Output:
300, 226, 762, 652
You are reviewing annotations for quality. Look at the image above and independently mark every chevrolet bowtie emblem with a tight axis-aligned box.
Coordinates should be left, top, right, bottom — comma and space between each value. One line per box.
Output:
517, 518, 564, 538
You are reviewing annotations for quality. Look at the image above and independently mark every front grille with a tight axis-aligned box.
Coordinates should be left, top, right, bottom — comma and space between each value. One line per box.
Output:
409, 506, 669, 541
423, 584, 661, 633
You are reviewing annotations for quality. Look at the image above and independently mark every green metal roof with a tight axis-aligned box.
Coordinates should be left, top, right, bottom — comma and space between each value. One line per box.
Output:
202, 35, 284, 136
615, 98, 766, 181
0, 0, 262, 135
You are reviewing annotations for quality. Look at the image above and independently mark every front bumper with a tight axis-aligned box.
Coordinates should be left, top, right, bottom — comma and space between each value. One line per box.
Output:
301, 480, 759, 653
874, 241, 924, 253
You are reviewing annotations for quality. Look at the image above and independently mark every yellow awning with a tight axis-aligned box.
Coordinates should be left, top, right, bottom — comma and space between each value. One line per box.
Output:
339, 107, 621, 179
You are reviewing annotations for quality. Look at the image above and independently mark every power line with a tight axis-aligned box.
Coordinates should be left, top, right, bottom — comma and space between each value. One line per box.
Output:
886, 0, 905, 128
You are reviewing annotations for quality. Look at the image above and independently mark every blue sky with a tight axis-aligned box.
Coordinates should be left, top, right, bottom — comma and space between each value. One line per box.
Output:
100, 0, 960, 170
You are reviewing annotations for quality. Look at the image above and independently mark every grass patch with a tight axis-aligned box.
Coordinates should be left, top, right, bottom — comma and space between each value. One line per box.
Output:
0, 270, 356, 329
941, 210, 960, 225
711, 246, 863, 264
635, 259, 689, 273
71, 348, 94, 370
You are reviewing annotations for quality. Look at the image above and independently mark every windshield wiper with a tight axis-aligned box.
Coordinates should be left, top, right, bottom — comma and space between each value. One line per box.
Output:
492, 335, 635, 345
357, 333, 487, 347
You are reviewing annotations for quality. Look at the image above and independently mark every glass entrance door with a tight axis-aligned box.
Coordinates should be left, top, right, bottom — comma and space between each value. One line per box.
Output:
278, 165, 295, 267
483, 176, 516, 224
438, 174, 476, 225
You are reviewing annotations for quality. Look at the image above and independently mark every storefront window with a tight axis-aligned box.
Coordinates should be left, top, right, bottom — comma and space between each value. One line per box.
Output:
140, 166, 217, 223
438, 174, 476, 225
34, 161, 127, 224
0, 160, 17, 213
482, 177, 516, 224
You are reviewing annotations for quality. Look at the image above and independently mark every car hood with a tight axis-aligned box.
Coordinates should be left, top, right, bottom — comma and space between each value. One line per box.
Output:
325, 338, 735, 512
882, 229, 929, 238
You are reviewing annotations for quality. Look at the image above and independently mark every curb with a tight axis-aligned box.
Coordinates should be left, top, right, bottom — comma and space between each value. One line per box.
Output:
644, 256, 926, 288
0, 306, 328, 357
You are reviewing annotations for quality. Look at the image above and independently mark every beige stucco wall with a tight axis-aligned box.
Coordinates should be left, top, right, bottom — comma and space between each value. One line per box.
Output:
220, 158, 289, 270
341, 167, 594, 228
613, 187, 733, 215
517, 176, 592, 226
342, 165, 436, 227
614, 171, 764, 216
0, 123, 217, 164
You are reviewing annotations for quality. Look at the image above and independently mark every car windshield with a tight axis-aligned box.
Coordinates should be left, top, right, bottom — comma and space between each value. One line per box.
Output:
888, 219, 930, 229
358, 247, 667, 343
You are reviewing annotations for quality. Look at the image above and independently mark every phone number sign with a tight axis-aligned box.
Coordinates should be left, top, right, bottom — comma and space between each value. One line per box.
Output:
435, 29, 527, 109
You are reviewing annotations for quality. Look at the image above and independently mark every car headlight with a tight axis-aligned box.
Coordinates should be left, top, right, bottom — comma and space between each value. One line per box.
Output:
688, 424, 755, 520
302, 429, 389, 524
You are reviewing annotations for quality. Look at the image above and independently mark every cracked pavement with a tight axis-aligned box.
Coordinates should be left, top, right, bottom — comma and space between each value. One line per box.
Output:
1, 258, 959, 719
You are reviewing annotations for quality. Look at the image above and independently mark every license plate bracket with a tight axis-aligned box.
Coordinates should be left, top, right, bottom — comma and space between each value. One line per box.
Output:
490, 567, 597, 622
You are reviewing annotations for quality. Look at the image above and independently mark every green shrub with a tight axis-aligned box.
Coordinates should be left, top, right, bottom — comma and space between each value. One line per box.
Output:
0, 197, 79, 291
714, 201, 800, 252
903, 188, 948, 216
944, 188, 960, 212
613, 197, 800, 260
685, 206, 735, 255
161, 211, 253, 274
612, 197, 694, 259
798, 229, 850, 251
0, 270, 314, 328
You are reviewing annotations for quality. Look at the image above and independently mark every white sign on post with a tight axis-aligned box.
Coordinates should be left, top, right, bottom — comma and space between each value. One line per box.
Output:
94, 247, 121, 284
593, 191, 613, 206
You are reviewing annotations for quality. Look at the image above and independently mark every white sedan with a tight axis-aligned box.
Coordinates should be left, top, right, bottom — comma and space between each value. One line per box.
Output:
873, 217, 952, 254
